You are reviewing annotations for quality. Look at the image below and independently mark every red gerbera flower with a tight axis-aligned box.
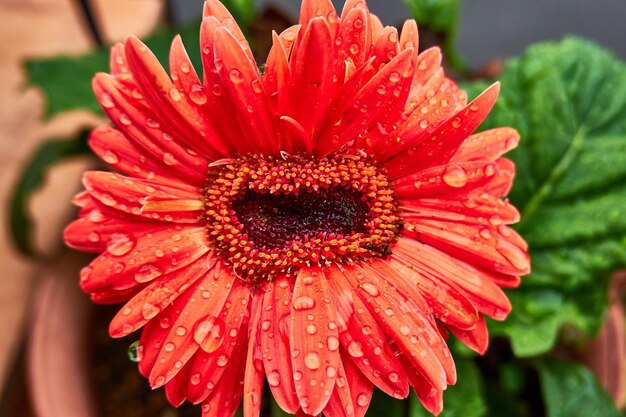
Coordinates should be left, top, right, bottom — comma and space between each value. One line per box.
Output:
64, 0, 530, 415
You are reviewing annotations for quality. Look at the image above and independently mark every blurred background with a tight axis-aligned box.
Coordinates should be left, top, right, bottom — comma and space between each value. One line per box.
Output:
1, 0, 625, 416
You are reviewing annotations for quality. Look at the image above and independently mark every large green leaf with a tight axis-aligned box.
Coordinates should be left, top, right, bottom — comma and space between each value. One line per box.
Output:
409, 358, 486, 417
536, 359, 621, 417
466, 37, 626, 356
26, 21, 201, 119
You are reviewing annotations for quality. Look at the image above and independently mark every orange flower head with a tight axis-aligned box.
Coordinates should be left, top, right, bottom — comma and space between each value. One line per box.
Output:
65, 0, 530, 416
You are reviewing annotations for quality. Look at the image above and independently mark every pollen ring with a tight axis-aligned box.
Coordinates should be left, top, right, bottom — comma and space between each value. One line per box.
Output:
203, 155, 401, 280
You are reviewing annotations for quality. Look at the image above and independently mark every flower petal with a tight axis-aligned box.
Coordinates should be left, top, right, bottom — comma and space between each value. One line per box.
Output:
326, 267, 410, 397
386, 83, 500, 177
148, 265, 239, 387
109, 257, 211, 337
213, 27, 278, 154
243, 292, 264, 417
290, 267, 339, 415
452, 127, 520, 162
186, 277, 251, 402
81, 226, 209, 294
286, 17, 336, 153
261, 277, 300, 413
339, 264, 453, 390
82, 171, 203, 223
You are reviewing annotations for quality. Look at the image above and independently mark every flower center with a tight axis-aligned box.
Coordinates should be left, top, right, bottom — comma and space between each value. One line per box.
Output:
204, 155, 401, 280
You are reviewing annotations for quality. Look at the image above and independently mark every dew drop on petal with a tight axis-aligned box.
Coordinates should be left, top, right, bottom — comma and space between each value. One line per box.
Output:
88, 232, 100, 243
306, 324, 317, 335
388, 372, 399, 383
134, 264, 162, 283
163, 153, 177, 165
389, 72, 401, 83
190, 373, 201, 385
216, 355, 229, 367
360, 282, 379, 297
229, 69, 243, 83
189, 84, 208, 105
267, 370, 281, 387
304, 352, 321, 370
169, 88, 182, 101
141, 303, 159, 320
100, 93, 114, 108
356, 393, 369, 407
108, 234, 136, 256
293, 296, 316, 310
442, 165, 468, 188
103, 150, 119, 164
326, 336, 339, 351
347, 341, 364, 358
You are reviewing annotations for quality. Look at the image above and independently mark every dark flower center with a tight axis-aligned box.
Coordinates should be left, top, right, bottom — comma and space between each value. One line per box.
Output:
232, 187, 370, 251
204, 155, 401, 280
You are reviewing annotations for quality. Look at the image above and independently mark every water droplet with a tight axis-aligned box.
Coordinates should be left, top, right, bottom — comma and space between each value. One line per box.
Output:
100, 93, 114, 108
160, 316, 171, 329
326, 336, 339, 351
229, 69, 243, 83
155, 375, 166, 386
169, 88, 182, 101
489, 214, 503, 226
216, 355, 229, 367
356, 393, 369, 407
479, 229, 492, 239
108, 234, 135, 256
176, 326, 187, 336
353, 18, 363, 29
360, 283, 379, 297
251, 79, 262, 93
88, 232, 100, 242
304, 352, 320, 370
400, 325, 410, 336
135, 264, 162, 283
442, 165, 468, 188
293, 371, 303, 381
103, 150, 119, 164
127, 341, 143, 362
267, 370, 281, 387
141, 302, 159, 319
306, 324, 317, 335
347, 341, 364, 358
349, 44, 360, 55
389, 72, 401, 83
419, 119, 429, 129
326, 365, 337, 378
189, 84, 208, 105
100, 193, 116, 206
180, 61, 191, 74
190, 373, 201, 385
484, 164, 496, 176
118, 114, 132, 126
376, 85, 387, 95
163, 153, 177, 165
451, 117, 461, 128
388, 372, 399, 383
293, 296, 316, 310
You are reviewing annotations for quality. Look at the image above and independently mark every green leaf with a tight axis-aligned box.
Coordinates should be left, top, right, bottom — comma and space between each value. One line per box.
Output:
9, 132, 92, 256
409, 358, 486, 417
403, 0, 466, 73
536, 359, 621, 417
26, 21, 201, 119
466, 37, 626, 356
